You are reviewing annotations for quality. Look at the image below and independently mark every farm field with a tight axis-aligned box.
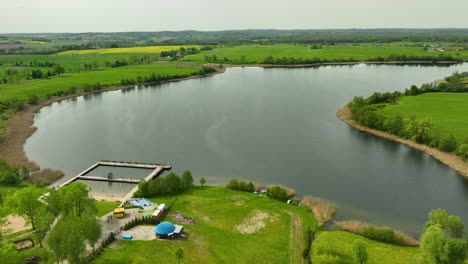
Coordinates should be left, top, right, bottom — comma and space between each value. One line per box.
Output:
181, 43, 468, 64
379, 93, 468, 142
93, 186, 316, 264
0, 63, 201, 101
57, 45, 200, 55
312, 231, 419, 264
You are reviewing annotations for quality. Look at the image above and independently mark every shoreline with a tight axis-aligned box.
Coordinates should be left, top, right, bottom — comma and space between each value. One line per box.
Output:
223, 60, 461, 68
0, 61, 465, 178
0, 68, 225, 171
336, 105, 468, 179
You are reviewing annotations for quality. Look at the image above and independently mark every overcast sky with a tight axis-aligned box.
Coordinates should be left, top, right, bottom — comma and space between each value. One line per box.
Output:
2, 0, 468, 33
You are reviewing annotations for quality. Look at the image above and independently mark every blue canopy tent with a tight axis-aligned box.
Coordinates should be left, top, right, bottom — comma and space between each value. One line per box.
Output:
155, 222, 176, 239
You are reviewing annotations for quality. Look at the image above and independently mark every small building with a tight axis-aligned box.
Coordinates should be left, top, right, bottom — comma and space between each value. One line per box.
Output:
114, 207, 125, 218
155, 222, 184, 239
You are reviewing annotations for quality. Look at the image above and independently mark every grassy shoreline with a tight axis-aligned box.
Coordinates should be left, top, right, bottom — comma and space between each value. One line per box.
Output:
0, 68, 225, 170
336, 105, 468, 178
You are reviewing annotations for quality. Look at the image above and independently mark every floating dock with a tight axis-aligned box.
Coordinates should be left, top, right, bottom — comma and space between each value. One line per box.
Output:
59, 160, 171, 188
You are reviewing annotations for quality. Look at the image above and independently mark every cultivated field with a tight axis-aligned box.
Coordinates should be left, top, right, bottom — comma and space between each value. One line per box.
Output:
181, 43, 468, 64
379, 93, 468, 142
58, 46, 200, 55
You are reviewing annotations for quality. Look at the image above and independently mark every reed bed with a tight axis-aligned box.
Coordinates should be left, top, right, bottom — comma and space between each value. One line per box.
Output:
301, 196, 335, 226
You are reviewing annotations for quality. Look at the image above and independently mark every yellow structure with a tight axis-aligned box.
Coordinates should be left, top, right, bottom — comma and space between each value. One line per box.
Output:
114, 207, 125, 218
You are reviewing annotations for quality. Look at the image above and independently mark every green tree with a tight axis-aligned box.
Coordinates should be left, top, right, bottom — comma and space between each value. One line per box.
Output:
47, 214, 86, 264
446, 215, 464, 239
438, 134, 457, 152
442, 239, 466, 264
48, 182, 96, 217
0, 243, 19, 264
457, 144, 468, 159
82, 210, 102, 252
383, 113, 405, 136
53, 64, 65, 76
7, 186, 50, 245
421, 225, 445, 263
199, 177, 206, 187
353, 239, 368, 264
181, 170, 194, 188
175, 248, 184, 264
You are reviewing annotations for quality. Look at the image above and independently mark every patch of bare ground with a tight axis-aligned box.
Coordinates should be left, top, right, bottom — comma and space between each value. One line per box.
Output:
334, 220, 419, 247
301, 196, 335, 226
3, 215, 32, 233
169, 212, 197, 224
235, 210, 278, 234
336, 105, 468, 178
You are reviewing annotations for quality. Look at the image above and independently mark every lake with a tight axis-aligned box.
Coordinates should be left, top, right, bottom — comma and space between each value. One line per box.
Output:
25, 63, 468, 235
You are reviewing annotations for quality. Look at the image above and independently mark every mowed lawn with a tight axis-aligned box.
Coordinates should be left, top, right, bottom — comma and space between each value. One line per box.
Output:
0, 64, 200, 101
181, 43, 468, 64
58, 46, 200, 55
93, 187, 316, 264
312, 231, 420, 264
380, 93, 468, 141
96, 201, 120, 217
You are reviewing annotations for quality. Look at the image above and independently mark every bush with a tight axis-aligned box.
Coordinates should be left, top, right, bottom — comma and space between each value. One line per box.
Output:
266, 185, 288, 202
27, 95, 39, 105
226, 179, 254, 192
361, 226, 403, 245
438, 134, 457, 152
134, 173, 190, 197
458, 144, 468, 159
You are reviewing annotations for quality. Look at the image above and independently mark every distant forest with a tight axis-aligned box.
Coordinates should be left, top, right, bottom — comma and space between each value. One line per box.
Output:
2, 29, 468, 53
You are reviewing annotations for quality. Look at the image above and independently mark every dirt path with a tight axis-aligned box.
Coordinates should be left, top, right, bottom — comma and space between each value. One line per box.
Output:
285, 211, 303, 264
336, 105, 468, 179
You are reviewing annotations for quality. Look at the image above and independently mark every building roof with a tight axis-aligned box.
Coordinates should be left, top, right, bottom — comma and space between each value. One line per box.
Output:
155, 222, 176, 235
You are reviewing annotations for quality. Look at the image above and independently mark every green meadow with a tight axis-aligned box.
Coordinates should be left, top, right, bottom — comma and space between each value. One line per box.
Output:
312, 231, 419, 264
93, 186, 316, 264
0, 64, 200, 101
379, 93, 468, 142
181, 43, 468, 64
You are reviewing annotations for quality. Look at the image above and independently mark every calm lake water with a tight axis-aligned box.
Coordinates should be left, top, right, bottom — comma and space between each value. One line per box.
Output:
25, 64, 468, 235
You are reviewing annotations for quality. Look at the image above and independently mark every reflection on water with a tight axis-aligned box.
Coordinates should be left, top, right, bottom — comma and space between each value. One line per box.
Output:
25, 64, 468, 235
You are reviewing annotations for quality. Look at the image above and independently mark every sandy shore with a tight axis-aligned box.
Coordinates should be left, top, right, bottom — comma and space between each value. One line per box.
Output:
0, 68, 225, 171
336, 105, 468, 179
89, 193, 125, 202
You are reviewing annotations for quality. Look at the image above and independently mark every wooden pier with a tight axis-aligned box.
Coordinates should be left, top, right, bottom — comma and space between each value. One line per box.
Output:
59, 160, 171, 188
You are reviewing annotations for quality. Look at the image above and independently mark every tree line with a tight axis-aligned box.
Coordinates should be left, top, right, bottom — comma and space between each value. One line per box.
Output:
261, 54, 460, 65
349, 72, 468, 159
0, 182, 102, 263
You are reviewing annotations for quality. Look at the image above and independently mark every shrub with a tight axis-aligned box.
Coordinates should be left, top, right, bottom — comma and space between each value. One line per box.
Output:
266, 185, 288, 202
438, 134, 457, 152
27, 95, 39, 105
457, 144, 468, 159
226, 179, 255, 192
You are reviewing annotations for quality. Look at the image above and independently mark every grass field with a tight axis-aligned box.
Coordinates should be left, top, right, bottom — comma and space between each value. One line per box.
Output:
379, 93, 468, 142
181, 43, 468, 64
96, 201, 120, 217
58, 46, 200, 55
0, 64, 200, 101
312, 231, 420, 264
93, 186, 316, 264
